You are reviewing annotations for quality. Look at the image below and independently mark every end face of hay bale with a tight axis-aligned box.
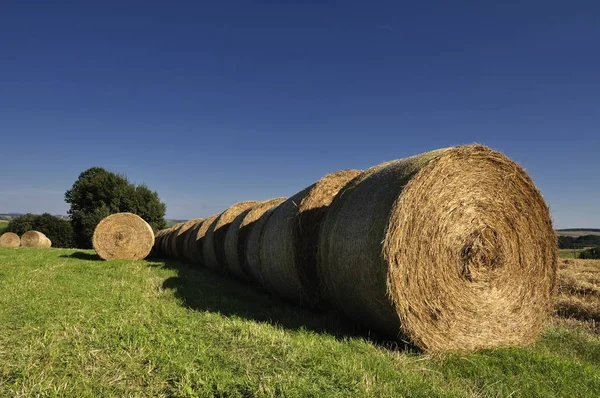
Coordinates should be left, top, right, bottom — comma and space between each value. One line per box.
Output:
189, 214, 219, 266
203, 201, 258, 273
0, 232, 21, 247
92, 213, 155, 260
260, 170, 362, 306
319, 145, 557, 352
181, 219, 204, 263
175, 218, 203, 261
20, 231, 51, 248
245, 206, 280, 285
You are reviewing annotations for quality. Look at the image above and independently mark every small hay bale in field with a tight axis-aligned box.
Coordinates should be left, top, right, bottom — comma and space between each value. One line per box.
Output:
318, 144, 557, 352
202, 201, 259, 273
182, 219, 205, 263
0, 232, 21, 247
224, 198, 287, 279
20, 231, 51, 248
92, 213, 154, 260
245, 206, 279, 284
188, 214, 219, 265
175, 218, 203, 261
260, 170, 363, 306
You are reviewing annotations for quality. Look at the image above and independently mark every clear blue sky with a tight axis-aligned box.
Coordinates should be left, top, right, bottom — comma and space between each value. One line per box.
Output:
1, 1, 598, 228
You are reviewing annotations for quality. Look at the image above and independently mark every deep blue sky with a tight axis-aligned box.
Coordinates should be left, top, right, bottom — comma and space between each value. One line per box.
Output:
1, 1, 598, 228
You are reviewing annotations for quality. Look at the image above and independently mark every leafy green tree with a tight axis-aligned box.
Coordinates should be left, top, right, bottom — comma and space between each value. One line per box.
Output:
65, 167, 166, 248
7, 213, 75, 248
579, 247, 600, 259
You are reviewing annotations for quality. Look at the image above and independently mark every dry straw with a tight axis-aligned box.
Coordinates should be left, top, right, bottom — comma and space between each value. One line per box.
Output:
166, 222, 185, 259
318, 144, 557, 352
260, 170, 362, 306
182, 219, 205, 263
0, 232, 21, 247
224, 198, 287, 279
175, 218, 203, 261
202, 201, 259, 273
152, 229, 169, 257
20, 231, 52, 248
245, 206, 279, 284
92, 213, 154, 260
188, 214, 219, 265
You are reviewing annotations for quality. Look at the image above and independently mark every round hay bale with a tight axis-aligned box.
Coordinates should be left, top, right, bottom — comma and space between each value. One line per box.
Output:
260, 170, 362, 306
188, 214, 219, 265
167, 222, 186, 259
92, 213, 154, 260
161, 227, 176, 258
0, 232, 21, 247
245, 206, 280, 284
151, 229, 169, 258
21, 231, 52, 248
318, 144, 557, 352
175, 218, 203, 261
182, 218, 205, 263
224, 198, 287, 279
202, 201, 259, 273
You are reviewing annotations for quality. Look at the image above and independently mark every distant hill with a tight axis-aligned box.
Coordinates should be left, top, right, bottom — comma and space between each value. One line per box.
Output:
556, 229, 600, 237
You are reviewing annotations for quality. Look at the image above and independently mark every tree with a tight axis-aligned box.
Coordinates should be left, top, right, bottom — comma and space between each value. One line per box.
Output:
7, 213, 75, 248
65, 167, 166, 248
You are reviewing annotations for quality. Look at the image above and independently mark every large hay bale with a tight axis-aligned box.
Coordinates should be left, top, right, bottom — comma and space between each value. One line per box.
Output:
92, 213, 154, 260
151, 229, 169, 257
175, 218, 203, 261
166, 222, 185, 259
0, 232, 21, 247
224, 198, 287, 279
318, 144, 557, 352
182, 219, 206, 263
260, 170, 362, 306
188, 214, 219, 265
20, 231, 52, 248
245, 206, 279, 284
202, 201, 259, 273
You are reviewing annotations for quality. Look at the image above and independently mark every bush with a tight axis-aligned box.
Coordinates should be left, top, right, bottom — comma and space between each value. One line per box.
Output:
65, 167, 166, 249
7, 213, 75, 248
579, 247, 600, 259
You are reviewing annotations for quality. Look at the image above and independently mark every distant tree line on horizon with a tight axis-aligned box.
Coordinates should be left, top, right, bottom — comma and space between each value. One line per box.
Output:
7, 167, 167, 249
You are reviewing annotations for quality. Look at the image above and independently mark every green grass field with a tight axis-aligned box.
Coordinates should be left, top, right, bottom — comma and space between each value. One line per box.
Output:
0, 221, 8, 235
1, 247, 599, 397
559, 248, 587, 259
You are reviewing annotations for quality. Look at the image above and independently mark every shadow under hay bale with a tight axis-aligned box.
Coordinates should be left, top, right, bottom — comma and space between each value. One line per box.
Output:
92, 213, 154, 260
318, 144, 557, 352
0, 232, 20, 247
224, 198, 287, 279
260, 170, 362, 307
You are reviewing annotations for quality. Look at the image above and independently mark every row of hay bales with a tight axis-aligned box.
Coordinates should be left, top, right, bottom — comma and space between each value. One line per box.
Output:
152, 145, 558, 352
0, 231, 52, 248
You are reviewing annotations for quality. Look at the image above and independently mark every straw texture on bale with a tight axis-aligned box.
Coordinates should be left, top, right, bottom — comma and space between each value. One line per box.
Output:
318, 144, 557, 352
152, 229, 169, 257
245, 206, 279, 284
20, 231, 52, 248
0, 232, 21, 247
188, 215, 219, 265
260, 170, 363, 306
224, 198, 287, 279
175, 218, 203, 261
182, 219, 205, 263
166, 222, 185, 259
92, 213, 154, 260
202, 201, 259, 273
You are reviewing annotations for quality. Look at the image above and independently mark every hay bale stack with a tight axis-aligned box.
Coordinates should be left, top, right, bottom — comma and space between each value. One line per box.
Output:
188, 214, 219, 265
182, 219, 206, 263
20, 231, 52, 248
92, 213, 154, 260
260, 170, 362, 306
175, 218, 203, 261
224, 198, 287, 279
318, 144, 557, 352
202, 201, 259, 273
0, 232, 21, 247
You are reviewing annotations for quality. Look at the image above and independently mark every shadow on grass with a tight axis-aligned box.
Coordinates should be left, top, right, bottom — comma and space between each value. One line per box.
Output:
59, 252, 103, 261
148, 257, 415, 352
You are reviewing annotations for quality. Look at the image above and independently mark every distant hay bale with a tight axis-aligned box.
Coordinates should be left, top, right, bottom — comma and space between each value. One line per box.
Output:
20, 231, 52, 248
260, 170, 362, 306
224, 198, 287, 279
0, 232, 21, 247
318, 144, 557, 352
175, 218, 203, 261
245, 206, 279, 284
188, 214, 219, 265
202, 201, 259, 273
182, 219, 205, 263
92, 213, 154, 260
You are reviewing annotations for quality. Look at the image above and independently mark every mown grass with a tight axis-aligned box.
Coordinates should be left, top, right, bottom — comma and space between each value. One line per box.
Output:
1, 247, 599, 397
559, 248, 586, 259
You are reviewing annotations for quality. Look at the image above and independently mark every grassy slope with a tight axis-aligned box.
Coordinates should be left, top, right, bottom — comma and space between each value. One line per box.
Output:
0, 221, 8, 235
557, 230, 600, 237
0, 248, 599, 397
